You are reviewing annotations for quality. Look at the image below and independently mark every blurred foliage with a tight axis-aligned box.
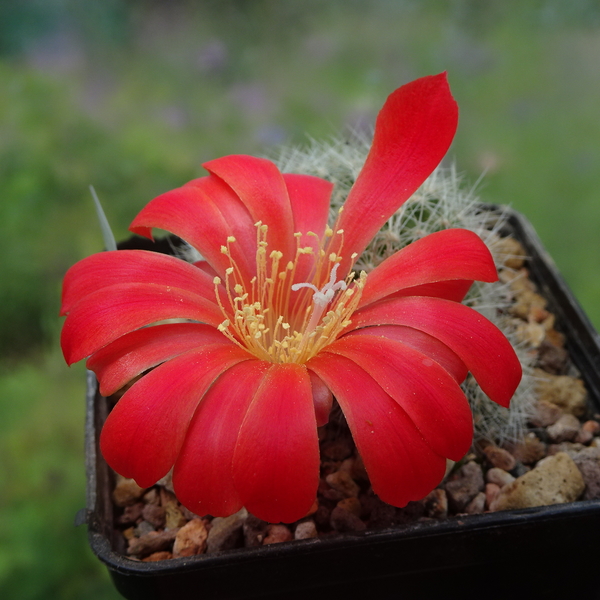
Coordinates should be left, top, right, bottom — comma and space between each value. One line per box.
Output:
0, 350, 116, 600
2, 0, 600, 598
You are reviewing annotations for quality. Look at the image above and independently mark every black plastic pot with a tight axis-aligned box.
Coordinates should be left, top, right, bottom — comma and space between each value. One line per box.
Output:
82, 207, 600, 599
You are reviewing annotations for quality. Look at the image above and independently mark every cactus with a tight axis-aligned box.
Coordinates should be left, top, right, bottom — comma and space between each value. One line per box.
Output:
275, 132, 536, 446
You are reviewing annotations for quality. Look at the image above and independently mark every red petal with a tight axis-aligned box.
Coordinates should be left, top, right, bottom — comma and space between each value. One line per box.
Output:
308, 354, 446, 506
61, 282, 224, 365
385, 280, 474, 303
308, 369, 334, 427
284, 173, 333, 283
87, 323, 229, 396
359, 229, 497, 308
193, 260, 219, 278
184, 175, 257, 279
232, 363, 319, 523
325, 334, 473, 460
345, 325, 468, 383
99, 344, 252, 488
129, 184, 235, 278
60, 250, 218, 316
334, 73, 458, 271
203, 155, 295, 261
173, 360, 269, 517
350, 296, 522, 407
284, 174, 332, 239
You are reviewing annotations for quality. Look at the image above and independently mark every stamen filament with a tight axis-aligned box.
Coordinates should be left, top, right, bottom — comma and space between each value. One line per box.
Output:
213, 222, 366, 364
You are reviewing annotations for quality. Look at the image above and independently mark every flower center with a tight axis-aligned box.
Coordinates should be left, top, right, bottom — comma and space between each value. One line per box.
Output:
213, 222, 366, 364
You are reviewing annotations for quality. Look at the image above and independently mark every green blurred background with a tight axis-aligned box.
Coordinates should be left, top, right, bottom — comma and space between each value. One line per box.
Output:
2, 1, 600, 597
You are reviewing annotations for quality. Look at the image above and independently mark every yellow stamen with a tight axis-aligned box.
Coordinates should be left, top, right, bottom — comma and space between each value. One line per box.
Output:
213, 222, 366, 364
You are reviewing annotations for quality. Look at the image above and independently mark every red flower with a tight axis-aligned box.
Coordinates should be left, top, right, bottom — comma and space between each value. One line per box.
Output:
60, 73, 521, 523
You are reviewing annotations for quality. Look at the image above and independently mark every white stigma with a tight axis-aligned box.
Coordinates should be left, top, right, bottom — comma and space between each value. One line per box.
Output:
291, 262, 348, 332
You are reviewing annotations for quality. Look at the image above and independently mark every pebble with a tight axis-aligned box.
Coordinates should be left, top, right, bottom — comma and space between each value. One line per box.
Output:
349, 454, 369, 483
159, 488, 177, 506
118, 503, 144, 525
364, 494, 397, 528
173, 518, 208, 557
499, 267, 532, 292
583, 421, 600, 435
575, 428, 594, 445
445, 461, 485, 513
128, 528, 179, 557
495, 236, 526, 269
421, 488, 448, 519
529, 400, 563, 428
545, 328, 566, 348
511, 462, 531, 477
112, 477, 146, 507
159, 489, 187, 529
294, 520, 318, 540
536, 340, 568, 374
485, 483, 501, 509
530, 305, 551, 324
547, 414, 581, 443
511, 432, 547, 464
313, 504, 332, 530
571, 447, 600, 500
486, 467, 515, 488
165, 504, 187, 530
142, 503, 166, 529
320, 461, 339, 478
134, 520, 156, 537
336, 496, 362, 518
325, 470, 360, 498
515, 321, 546, 347
338, 458, 355, 474
535, 371, 587, 417
576, 421, 600, 445
263, 524, 293, 545
317, 479, 344, 503
243, 514, 269, 547
490, 452, 585, 511
206, 508, 248, 553
396, 501, 426, 525
482, 446, 516, 471
547, 442, 586, 457
510, 290, 547, 321
143, 551, 172, 562
143, 488, 160, 505
321, 440, 353, 461
330, 505, 367, 532
465, 492, 486, 514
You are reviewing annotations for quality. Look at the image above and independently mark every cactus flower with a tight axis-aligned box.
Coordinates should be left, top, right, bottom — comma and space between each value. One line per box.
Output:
60, 73, 521, 523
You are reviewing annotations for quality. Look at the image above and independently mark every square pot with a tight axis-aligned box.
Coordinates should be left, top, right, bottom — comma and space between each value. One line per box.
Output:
82, 207, 600, 599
